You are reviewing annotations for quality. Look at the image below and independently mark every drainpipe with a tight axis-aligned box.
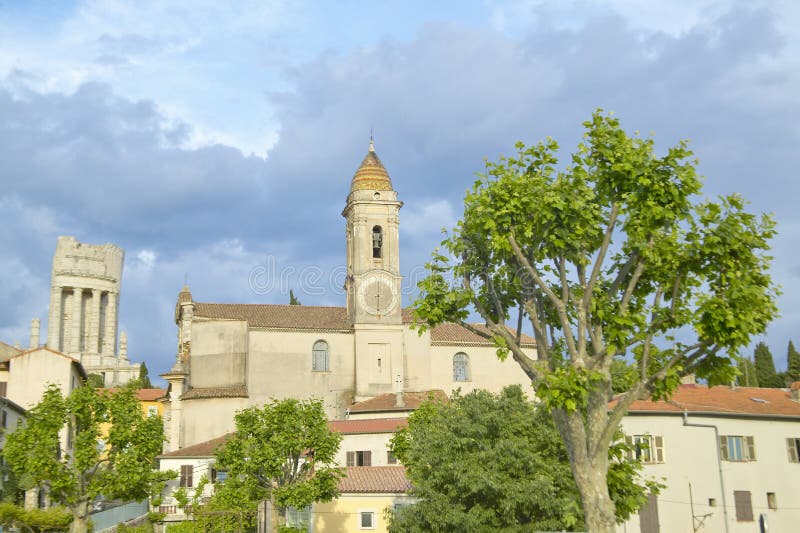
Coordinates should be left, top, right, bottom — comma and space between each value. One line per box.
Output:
683, 410, 730, 533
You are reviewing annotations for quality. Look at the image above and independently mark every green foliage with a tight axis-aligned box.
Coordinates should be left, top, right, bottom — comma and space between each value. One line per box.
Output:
787, 340, 800, 383
3, 383, 172, 531
116, 522, 155, 533
138, 363, 153, 389
389, 387, 659, 531
611, 358, 639, 394
289, 289, 301, 305
0, 502, 72, 532
754, 342, 783, 387
214, 398, 341, 527
86, 374, 105, 388
412, 110, 778, 530
736, 356, 759, 387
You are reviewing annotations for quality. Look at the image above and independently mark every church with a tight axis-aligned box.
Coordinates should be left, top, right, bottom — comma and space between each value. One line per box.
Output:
162, 141, 536, 450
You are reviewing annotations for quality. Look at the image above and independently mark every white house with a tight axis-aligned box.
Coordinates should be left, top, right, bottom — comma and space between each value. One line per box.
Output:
617, 381, 800, 533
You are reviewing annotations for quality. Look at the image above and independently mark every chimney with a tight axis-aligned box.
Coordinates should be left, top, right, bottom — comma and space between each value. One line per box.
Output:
790, 381, 800, 402
395, 373, 405, 408
29, 318, 40, 349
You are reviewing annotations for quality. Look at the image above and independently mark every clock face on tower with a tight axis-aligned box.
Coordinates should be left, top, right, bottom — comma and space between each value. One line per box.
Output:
358, 271, 399, 316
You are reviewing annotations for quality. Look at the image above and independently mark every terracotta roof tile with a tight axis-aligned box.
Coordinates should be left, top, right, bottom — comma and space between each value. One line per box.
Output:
429, 322, 535, 346
159, 433, 234, 458
339, 466, 412, 493
182, 385, 248, 400
328, 417, 407, 434
193, 302, 533, 347
348, 390, 448, 413
137, 388, 166, 401
614, 384, 800, 418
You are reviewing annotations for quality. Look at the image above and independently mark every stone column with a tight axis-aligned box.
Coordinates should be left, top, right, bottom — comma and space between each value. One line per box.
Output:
47, 286, 62, 351
70, 288, 83, 354
103, 291, 117, 356
29, 318, 40, 349
88, 289, 102, 354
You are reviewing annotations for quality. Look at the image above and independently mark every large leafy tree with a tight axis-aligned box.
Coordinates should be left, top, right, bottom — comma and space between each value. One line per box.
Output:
414, 111, 778, 532
754, 342, 782, 387
214, 398, 341, 530
787, 340, 800, 384
389, 386, 659, 532
4, 384, 169, 533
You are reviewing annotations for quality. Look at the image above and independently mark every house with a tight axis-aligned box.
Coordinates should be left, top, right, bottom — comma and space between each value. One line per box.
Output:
617, 382, 800, 533
161, 141, 536, 452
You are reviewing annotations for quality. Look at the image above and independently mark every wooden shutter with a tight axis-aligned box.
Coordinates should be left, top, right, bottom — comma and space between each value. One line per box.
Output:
654, 436, 664, 463
346, 452, 355, 467
745, 436, 756, 461
180, 465, 193, 488
625, 436, 634, 460
719, 436, 729, 461
734, 490, 753, 521
363, 450, 372, 466
787, 439, 799, 463
0, 381, 7, 397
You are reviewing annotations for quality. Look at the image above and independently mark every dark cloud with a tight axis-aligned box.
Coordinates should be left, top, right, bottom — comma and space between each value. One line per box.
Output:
1, 4, 797, 377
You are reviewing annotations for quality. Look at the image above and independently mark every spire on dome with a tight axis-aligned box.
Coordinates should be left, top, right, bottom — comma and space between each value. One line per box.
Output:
350, 138, 393, 193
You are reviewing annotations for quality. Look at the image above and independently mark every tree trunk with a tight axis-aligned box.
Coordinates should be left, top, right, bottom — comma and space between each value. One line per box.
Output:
553, 408, 618, 533
70, 501, 90, 533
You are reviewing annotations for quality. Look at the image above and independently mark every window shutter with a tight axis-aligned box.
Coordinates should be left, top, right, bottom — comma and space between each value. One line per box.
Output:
719, 436, 729, 461
346, 452, 355, 467
364, 450, 372, 466
0, 381, 6, 397
734, 490, 753, 521
787, 439, 799, 463
654, 436, 664, 463
625, 436, 634, 460
745, 436, 756, 461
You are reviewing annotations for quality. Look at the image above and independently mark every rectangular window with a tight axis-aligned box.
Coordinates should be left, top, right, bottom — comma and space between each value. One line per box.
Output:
720, 436, 756, 462
387, 451, 397, 464
767, 492, 777, 510
147, 406, 158, 417
734, 490, 754, 521
0, 381, 7, 397
787, 438, 800, 462
286, 506, 311, 531
180, 465, 193, 488
360, 511, 375, 529
211, 468, 228, 484
624, 435, 664, 463
346, 451, 372, 467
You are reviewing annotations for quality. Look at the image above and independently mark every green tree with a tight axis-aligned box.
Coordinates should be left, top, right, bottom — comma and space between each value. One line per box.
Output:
4, 384, 172, 533
138, 363, 153, 389
214, 398, 341, 530
289, 289, 301, 305
413, 111, 778, 532
736, 356, 759, 387
754, 342, 782, 387
787, 340, 800, 384
389, 386, 659, 532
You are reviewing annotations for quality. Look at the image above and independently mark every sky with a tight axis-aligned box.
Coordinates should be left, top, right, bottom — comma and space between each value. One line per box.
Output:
1, 0, 798, 384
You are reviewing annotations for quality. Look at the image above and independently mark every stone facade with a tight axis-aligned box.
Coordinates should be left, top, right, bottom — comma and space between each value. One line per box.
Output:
162, 142, 537, 451
45, 236, 140, 386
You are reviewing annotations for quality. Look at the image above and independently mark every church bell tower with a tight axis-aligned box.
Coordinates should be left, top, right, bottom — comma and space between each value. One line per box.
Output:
343, 139, 403, 325
343, 139, 405, 400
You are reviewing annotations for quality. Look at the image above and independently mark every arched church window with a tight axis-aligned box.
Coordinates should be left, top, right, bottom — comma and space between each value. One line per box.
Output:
312, 340, 329, 372
453, 352, 470, 382
372, 226, 383, 259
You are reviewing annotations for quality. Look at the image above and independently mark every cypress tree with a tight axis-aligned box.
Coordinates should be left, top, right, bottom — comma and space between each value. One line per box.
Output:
787, 340, 800, 384
754, 342, 781, 388
289, 289, 301, 305
737, 357, 759, 387
138, 362, 152, 388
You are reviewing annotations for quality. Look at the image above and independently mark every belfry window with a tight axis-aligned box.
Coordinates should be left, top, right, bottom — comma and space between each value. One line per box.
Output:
372, 226, 383, 259
312, 340, 329, 372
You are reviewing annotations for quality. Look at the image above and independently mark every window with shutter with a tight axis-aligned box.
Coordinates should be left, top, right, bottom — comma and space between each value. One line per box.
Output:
346, 452, 355, 467
787, 438, 800, 463
653, 436, 665, 463
734, 490, 753, 521
0, 382, 6, 397
719, 435, 729, 461
180, 465, 193, 488
625, 435, 664, 464
720, 436, 756, 461
745, 436, 756, 460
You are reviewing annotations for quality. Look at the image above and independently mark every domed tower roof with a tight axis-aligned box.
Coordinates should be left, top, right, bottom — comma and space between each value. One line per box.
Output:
350, 139, 394, 193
